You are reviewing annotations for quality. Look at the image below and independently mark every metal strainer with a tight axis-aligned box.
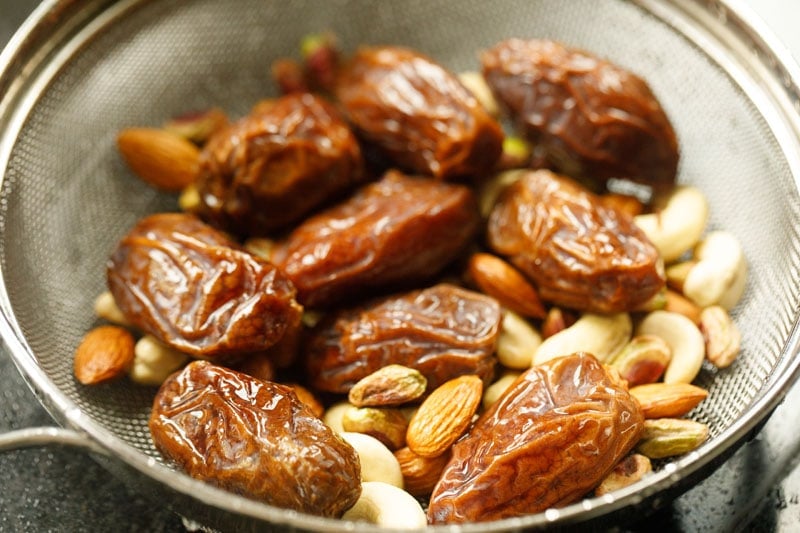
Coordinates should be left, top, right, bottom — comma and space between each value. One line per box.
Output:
1, 0, 800, 530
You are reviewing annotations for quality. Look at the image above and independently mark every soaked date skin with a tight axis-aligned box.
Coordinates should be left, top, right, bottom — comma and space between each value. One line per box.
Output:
428, 352, 643, 524
149, 360, 361, 517
481, 38, 679, 194
107, 213, 302, 359
335, 46, 504, 180
487, 170, 664, 313
305, 283, 500, 394
196, 92, 364, 235
273, 170, 479, 308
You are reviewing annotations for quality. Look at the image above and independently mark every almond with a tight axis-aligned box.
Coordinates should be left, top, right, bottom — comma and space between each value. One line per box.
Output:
664, 289, 702, 324
394, 446, 451, 497
406, 374, 482, 458
117, 127, 200, 191
629, 382, 708, 419
467, 253, 546, 319
73, 325, 135, 385
286, 382, 325, 418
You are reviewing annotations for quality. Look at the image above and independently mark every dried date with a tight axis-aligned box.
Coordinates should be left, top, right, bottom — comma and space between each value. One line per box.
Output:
427, 352, 644, 523
336, 45, 504, 180
305, 283, 500, 394
196, 92, 364, 235
107, 213, 302, 359
273, 170, 479, 308
149, 360, 361, 517
487, 169, 664, 313
481, 38, 679, 194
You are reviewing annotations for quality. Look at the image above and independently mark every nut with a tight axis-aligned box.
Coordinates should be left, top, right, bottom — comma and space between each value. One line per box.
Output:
394, 446, 452, 497
599, 193, 645, 218
177, 184, 201, 213
497, 136, 533, 170
342, 481, 427, 529
699, 305, 741, 368
129, 334, 189, 386
340, 431, 404, 488
635, 310, 705, 384
533, 312, 632, 366
629, 382, 708, 419
683, 231, 747, 309
663, 289, 702, 324
348, 365, 427, 407
93, 291, 131, 327
665, 260, 695, 293
496, 311, 542, 369
458, 70, 500, 116
406, 374, 483, 458
243, 237, 276, 261
117, 127, 200, 191
482, 371, 521, 410
608, 334, 672, 387
594, 454, 652, 496
636, 418, 709, 459
163, 107, 229, 145
541, 307, 575, 339
286, 383, 325, 418
478, 169, 525, 218
342, 407, 409, 450
322, 401, 354, 434
73, 325, 135, 385
633, 185, 709, 263
467, 253, 547, 319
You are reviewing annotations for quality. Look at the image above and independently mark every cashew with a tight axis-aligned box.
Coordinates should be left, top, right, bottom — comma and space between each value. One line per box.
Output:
458, 71, 499, 116
532, 313, 631, 366
93, 291, 132, 327
482, 371, 521, 410
342, 481, 427, 529
682, 231, 747, 309
129, 335, 189, 386
323, 401, 354, 434
497, 310, 542, 369
478, 169, 525, 218
340, 432, 404, 488
634, 186, 708, 263
636, 310, 705, 384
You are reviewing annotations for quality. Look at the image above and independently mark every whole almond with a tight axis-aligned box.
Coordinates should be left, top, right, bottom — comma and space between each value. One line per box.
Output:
406, 374, 482, 458
117, 127, 200, 191
349, 365, 427, 407
73, 325, 135, 385
467, 253, 546, 319
629, 382, 708, 419
394, 446, 452, 497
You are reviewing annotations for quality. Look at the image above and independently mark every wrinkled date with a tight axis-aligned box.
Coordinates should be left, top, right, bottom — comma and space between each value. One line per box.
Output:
427, 352, 644, 523
196, 92, 364, 235
149, 360, 361, 517
107, 213, 302, 359
487, 170, 664, 313
481, 38, 679, 193
305, 283, 500, 393
274, 170, 479, 308
336, 45, 504, 180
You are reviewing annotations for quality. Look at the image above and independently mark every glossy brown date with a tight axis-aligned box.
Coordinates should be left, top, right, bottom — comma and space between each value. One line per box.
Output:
427, 352, 644, 523
305, 283, 500, 394
487, 170, 664, 313
273, 170, 480, 308
335, 45, 504, 180
149, 360, 361, 517
481, 38, 679, 194
196, 92, 364, 235
107, 213, 302, 359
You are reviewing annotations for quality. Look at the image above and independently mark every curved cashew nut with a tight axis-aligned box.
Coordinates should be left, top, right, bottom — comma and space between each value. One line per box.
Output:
340, 432, 404, 488
683, 231, 747, 309
94, 291, 132, 327
342, 481, 427, 529
634, 186, 708, 263
636, 310, 705, 384
129, 335, 189, 386
482, 371, 521, 410
533, 313, 631, 366
323, 401, 355, 434
497, 310, 542, 369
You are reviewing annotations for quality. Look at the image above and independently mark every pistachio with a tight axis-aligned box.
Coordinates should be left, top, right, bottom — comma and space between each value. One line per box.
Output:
608, 334, 671, 387
699, 305, 742, 368
533, 312, 631, 366
348, 365, 427, 407
496, 311, 542, 369
683, 231, 747, 309
342, 407, 409, 451
629, 382, 708, 419
497, 136, 533, 170
635, 310, 705, 384
595, 454, 652, 496
636, 418, 709, 459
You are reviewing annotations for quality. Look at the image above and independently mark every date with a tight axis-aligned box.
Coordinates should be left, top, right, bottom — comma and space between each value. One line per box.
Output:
487, 169, 664, 313
336, 45, 504, 180
107, 213, 302, 360
305, 283, 500, 394
427, 352, 644, 523
149, 360, 361, 517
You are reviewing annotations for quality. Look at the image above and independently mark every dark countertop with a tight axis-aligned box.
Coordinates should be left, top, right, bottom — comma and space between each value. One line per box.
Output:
1, 2, 800, 532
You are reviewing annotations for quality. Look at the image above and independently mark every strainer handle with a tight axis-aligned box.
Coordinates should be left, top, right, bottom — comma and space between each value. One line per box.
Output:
0, 427, 107, 454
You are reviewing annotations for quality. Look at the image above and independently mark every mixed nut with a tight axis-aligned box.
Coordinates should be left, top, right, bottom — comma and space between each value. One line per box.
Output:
74, 34, 747, 527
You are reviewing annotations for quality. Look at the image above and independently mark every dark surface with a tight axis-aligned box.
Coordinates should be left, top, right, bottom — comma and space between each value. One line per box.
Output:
1, 2, 800, 532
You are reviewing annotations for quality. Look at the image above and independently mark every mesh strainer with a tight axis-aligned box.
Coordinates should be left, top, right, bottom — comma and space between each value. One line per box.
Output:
1, 0, 800, 530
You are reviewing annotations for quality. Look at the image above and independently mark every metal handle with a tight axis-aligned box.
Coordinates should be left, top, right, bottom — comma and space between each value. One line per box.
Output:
0, 426, 107, 454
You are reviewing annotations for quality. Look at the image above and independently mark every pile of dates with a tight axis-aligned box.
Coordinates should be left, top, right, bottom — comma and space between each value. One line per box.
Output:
74, 34, 745, 527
